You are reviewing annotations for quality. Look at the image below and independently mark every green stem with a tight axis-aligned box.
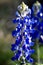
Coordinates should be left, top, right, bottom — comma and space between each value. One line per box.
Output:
36, 40, 40, 65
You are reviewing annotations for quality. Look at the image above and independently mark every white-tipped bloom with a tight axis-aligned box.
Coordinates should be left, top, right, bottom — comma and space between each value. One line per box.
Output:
17, 2, 31, 17
32, 1, 42, 14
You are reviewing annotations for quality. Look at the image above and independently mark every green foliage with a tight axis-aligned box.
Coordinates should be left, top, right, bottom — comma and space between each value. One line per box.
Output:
40, 46, 43, 59
0, 39, 13, 65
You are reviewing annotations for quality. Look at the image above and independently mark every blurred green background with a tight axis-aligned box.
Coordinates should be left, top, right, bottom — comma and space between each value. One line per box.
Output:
0, 0, 43, 65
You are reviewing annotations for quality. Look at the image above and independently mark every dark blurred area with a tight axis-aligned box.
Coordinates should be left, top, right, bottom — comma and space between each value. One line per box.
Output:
0, 0, 43, 65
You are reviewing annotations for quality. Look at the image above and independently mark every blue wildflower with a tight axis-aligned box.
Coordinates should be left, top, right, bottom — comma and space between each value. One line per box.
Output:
11, 1, 43, 64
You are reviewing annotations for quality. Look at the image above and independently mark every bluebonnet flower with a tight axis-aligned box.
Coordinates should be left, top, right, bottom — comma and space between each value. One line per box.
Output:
11, 1, 43, 64
32, 1, 42, 15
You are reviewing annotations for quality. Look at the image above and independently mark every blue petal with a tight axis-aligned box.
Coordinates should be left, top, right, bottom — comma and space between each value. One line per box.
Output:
22, 44, 27, 52
29, 42, 34, 46
12, 50, 22, 61
29, 58, 34, 63
37, 22, 43, 33
15, 39, 21, 46
12, 19, 17, 23
12, 30, 16, 37
17, 50, 21, 54
29, 49, 35, 54
32, 17, 39, 28
26, 55, 30, 61
11, 46, 16, 51
17, 34, 22, 41
30, 29, 39, 39
26, 55, 34, 63
12, 18, 20, 23
15, 50, 21, 60
11, 44, 18, 51
16, 27, 21, 33
19, 35, 22, 41
16, 11, 20, 17
26, 38, 29, 44
27, 46, 30, 50
11, 43, 16, 47
11, 56, 16, 61
24, 16, 30, 23
23, 30, 28, 37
